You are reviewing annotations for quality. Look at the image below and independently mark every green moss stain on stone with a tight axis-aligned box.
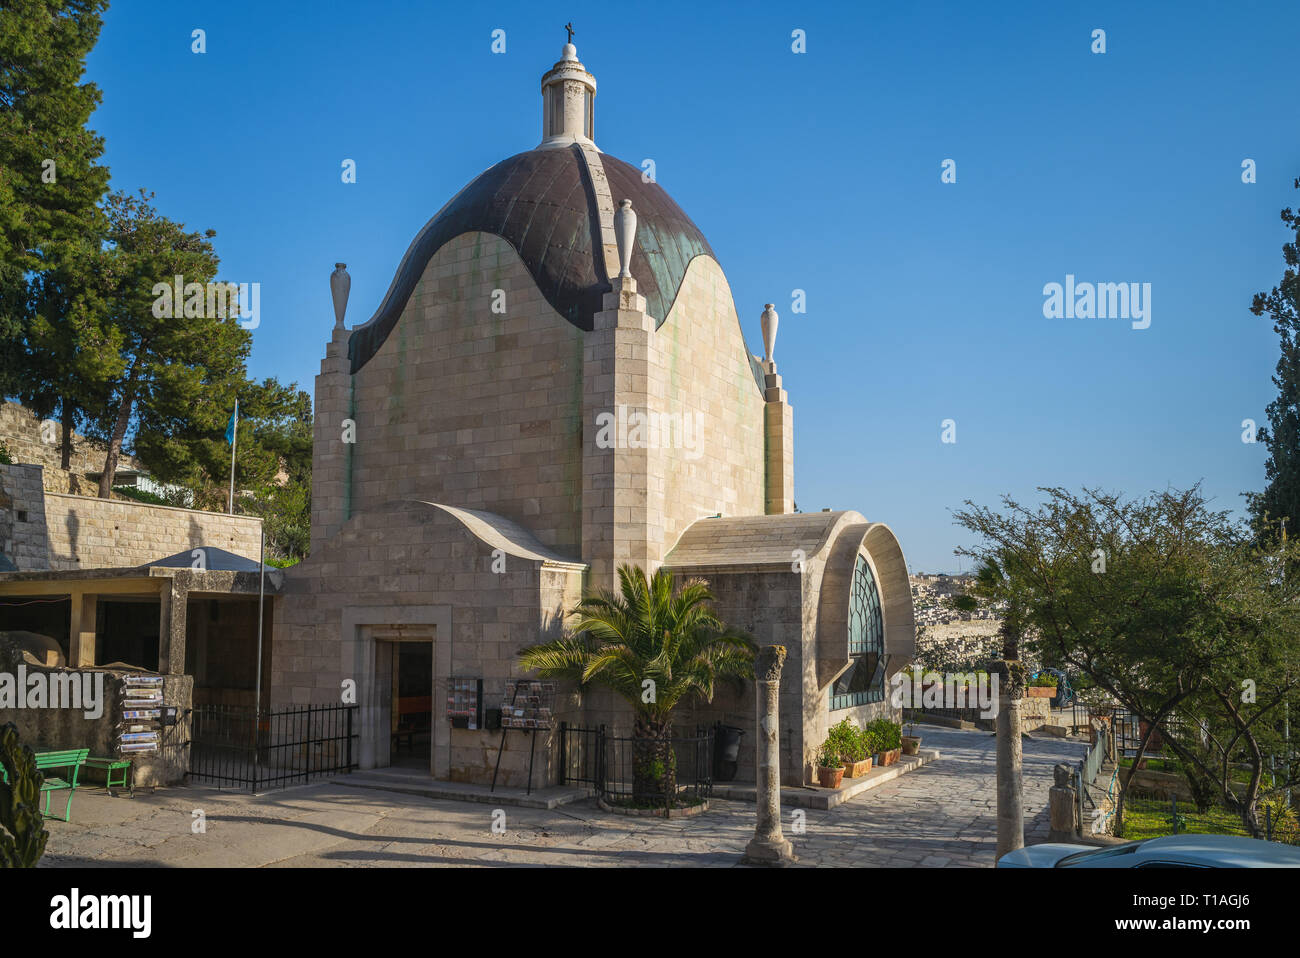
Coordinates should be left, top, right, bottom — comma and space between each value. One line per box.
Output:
564, 329, 584, 505
344, 375, 355, 522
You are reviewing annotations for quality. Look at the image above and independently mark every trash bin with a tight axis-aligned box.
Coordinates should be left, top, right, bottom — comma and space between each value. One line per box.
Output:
714, 724, 745, 781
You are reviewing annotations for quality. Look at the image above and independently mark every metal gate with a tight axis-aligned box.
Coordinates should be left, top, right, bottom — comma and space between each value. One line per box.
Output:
188, 704, 357, 791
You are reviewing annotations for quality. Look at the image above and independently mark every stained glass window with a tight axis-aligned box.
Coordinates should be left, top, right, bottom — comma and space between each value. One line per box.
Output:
831, 554, 885, 710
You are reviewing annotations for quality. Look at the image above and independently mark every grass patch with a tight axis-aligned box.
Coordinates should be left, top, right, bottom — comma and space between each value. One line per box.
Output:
1119, 801, 1247, 841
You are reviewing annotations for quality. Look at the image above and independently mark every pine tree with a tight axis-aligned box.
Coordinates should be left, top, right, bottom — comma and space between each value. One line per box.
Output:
0, 0, 111, 454
1248, 178, 1300, 540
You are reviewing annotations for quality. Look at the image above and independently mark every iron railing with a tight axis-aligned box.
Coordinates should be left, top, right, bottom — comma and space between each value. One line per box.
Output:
558, 722, 713, 810
187, 704, 357, 791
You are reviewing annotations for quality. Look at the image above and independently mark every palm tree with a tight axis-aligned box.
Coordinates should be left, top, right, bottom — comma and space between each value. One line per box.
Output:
518, 564, 756, 805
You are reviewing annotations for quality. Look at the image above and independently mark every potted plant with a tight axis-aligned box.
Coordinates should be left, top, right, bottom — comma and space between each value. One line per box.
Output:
901, 715, 922, 755
1026, 673, 1057, 698
828, 718, 871, 777
867, 718, 902, 766
817, 744, 845, 789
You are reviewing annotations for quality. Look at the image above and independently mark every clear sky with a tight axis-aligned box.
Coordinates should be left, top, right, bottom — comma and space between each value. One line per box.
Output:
81, 0, 1299, 572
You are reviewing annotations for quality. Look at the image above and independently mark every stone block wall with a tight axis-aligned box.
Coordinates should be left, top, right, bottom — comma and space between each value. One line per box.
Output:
341, 232, 587, 558
0, 464, 50, 570
41, 494, 262, 570
653, 256, 766, 554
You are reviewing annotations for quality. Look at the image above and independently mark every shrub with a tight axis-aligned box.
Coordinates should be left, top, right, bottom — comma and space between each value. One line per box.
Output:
866, 718, 901, 752
824, 718, 863, 763
112, 485, 168, 506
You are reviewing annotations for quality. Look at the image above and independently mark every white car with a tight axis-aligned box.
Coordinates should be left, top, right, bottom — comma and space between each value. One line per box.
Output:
997, 834, 1300, 868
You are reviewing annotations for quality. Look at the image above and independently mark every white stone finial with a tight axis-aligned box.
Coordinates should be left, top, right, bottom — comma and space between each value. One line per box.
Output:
330, 263, 350, 330
613, 199, 637, 278
562, 42, 578, 61
761, 303, 779, 365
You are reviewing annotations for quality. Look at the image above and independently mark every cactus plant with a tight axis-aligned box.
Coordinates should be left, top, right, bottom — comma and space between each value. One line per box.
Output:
0, 723, 48, 868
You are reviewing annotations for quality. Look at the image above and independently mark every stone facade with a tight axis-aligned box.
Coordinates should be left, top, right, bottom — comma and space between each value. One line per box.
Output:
275, 500, 583, 787
274, 39, 914, 791
663, 511, 914, 785
320, 231, 587, 559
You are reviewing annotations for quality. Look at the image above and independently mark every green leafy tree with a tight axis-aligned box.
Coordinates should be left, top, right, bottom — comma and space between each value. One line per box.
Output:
85, 189, 247, 497
0, 723, 48, 868
0, 0, 111, 428
1248, 177, 1300, 539
518, 565, 756, 805
955, 485, 1300, 837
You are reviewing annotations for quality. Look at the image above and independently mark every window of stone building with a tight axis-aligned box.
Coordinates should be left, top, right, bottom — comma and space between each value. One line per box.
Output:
830, 554, 885, 709
549, 85, 564, 136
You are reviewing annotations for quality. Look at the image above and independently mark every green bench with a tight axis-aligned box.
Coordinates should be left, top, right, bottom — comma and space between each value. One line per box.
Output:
0, 748, 90, 822
84, 756, 133, 798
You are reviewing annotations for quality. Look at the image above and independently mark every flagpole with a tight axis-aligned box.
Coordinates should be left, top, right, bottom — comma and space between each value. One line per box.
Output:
228, 398, 238, 514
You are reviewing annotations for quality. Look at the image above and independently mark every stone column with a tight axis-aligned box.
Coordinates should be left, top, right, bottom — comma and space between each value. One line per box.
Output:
68, 589, 97, 667
742, 645, 796, 865
992, 659, 1025, 859
759, 306, 794, 516
157, 575, 189, 676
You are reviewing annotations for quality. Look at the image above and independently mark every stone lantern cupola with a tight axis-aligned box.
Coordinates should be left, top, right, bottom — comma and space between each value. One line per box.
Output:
539, 35, 597, 150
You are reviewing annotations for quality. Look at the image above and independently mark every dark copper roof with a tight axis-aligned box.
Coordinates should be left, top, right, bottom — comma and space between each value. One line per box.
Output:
348, 145, 740, 376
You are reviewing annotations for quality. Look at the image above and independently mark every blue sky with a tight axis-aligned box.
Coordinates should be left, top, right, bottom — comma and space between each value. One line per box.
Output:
83, 1, 1299, 572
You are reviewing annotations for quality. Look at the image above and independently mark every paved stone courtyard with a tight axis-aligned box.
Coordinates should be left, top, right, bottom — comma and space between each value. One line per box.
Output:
41, 725, 1087, 868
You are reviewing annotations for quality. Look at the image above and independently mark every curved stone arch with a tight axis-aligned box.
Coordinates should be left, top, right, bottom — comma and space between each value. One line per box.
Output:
815, 520, 915, 690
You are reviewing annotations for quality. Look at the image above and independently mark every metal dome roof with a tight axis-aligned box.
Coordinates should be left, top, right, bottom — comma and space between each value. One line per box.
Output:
347, 144, 720, 374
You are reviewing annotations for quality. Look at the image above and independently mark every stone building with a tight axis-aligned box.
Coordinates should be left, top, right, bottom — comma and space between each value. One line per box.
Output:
273, 40, 916, 787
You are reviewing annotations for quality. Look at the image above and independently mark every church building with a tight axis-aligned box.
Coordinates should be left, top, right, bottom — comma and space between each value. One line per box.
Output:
271, 39, 916, 788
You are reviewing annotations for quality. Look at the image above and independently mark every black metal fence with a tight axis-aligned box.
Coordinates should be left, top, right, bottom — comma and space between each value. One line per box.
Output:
558, 722, 713, 809
188, 704, 357, 791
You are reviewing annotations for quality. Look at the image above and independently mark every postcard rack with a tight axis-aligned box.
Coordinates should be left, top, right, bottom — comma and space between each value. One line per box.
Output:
118, 674, 165, 756
489, 679, 557, 796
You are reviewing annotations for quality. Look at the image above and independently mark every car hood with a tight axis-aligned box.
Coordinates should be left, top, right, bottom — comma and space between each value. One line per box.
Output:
997, 843, 1091, 868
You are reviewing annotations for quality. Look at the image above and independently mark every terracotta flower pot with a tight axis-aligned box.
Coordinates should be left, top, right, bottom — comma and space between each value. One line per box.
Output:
843, 758, 873, 778
818, 765, 845, 789
901, 736, 921, 755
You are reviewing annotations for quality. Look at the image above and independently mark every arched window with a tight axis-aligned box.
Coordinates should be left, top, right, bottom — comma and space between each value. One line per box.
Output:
831, 554, 885, 709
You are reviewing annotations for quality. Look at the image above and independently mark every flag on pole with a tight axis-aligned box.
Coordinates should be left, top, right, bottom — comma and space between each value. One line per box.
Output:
227, 399, 238, 515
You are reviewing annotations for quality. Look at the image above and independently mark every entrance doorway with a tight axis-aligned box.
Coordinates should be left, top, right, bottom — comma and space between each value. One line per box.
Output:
368, 629, 435, 773
389, 641, 433, 769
